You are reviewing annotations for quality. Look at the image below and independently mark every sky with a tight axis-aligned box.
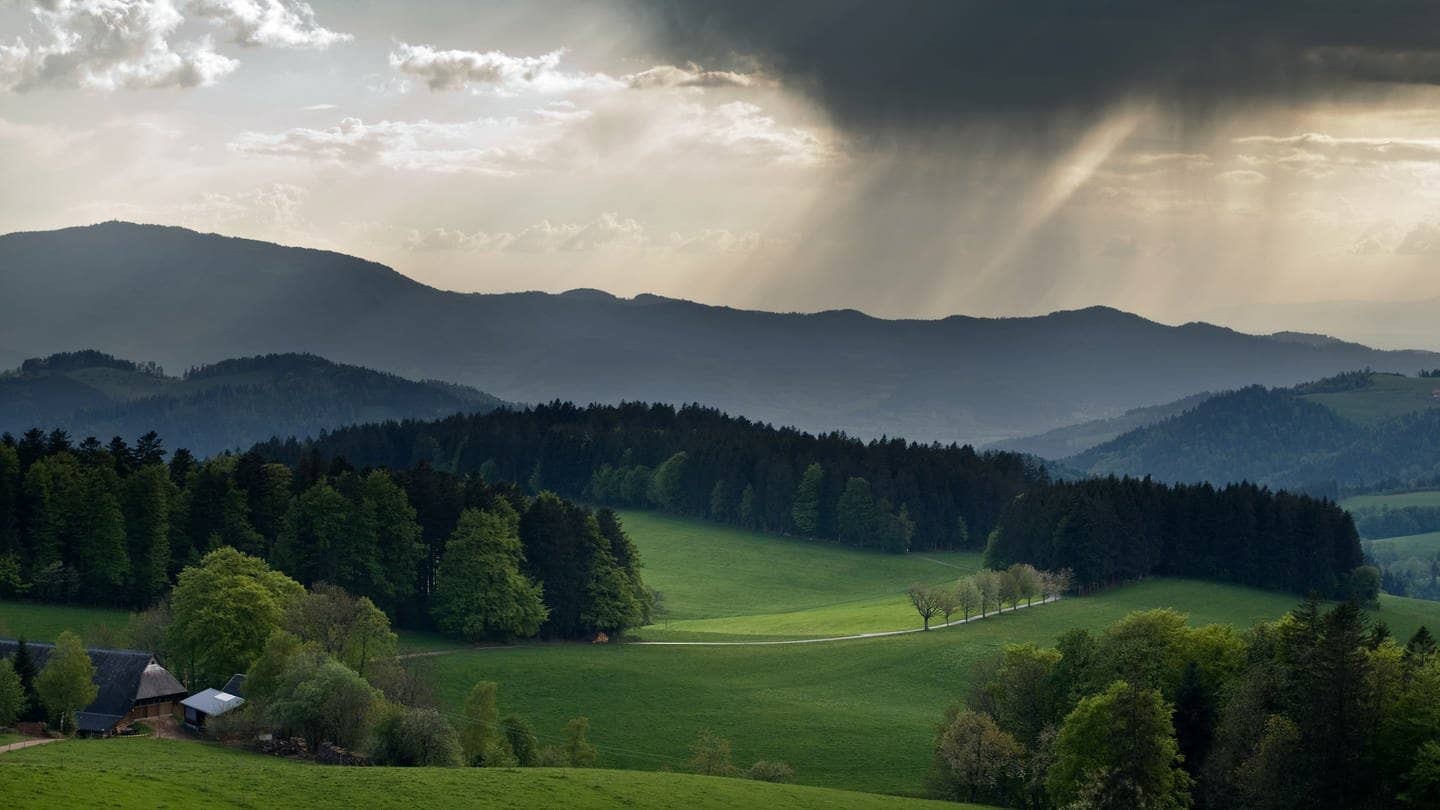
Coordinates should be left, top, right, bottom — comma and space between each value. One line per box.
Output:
5, 0, 1440, 344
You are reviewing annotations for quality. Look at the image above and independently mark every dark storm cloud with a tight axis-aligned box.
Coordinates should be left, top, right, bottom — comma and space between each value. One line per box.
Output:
633, 1, 1440, 134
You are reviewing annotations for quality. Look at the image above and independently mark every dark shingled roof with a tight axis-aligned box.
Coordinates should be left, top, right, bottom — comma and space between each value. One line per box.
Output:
0, 639, 187, 733
221, 673, 246, 698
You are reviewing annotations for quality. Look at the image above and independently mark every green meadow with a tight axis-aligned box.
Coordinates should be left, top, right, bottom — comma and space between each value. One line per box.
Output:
0, 737, 969, 810
4, 513, 1439, 797
1342, 490, 1440, 511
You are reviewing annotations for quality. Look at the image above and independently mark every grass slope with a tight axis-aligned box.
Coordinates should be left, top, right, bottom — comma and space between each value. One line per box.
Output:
622, 511, 980, 640
0, 737, 967, 810
421, 580, 1440, 796
1301, 372, 1440, 425
0, 601, 130, 643
1366, 531, 1440, 559
1342, 490, 1440, 510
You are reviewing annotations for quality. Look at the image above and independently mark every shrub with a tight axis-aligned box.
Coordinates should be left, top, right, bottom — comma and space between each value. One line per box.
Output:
367, 705, 463, 767
747, 760, 796, 783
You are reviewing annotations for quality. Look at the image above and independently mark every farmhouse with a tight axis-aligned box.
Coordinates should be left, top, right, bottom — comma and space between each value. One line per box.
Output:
0, 640, 188, 736
180, 676, 246, 731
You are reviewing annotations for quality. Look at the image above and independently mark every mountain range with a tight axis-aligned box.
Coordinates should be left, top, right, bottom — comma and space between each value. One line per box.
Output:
0, 350, 507, 456
4, 222, 1440, 445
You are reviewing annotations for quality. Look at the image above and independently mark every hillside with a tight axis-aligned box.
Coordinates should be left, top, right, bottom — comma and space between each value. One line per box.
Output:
1065, 372, 1440, 490
5, 223, 1440, 445
0, 351, 507, 456
8, 508, 1433, 797
0, 738, 966, 809
986, 390, 1214, 458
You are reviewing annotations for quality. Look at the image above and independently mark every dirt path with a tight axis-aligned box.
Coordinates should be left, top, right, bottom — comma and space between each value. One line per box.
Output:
628, 596, 1060, 647
393, 597, 1062, 658
0, 738, 59, 754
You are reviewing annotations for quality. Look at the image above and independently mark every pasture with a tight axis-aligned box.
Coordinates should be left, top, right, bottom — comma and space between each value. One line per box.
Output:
0, 737, 968, 810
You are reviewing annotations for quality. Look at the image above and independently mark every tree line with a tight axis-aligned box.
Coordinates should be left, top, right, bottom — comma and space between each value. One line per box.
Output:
983, 477, 1368, 599
930, 602, 1440, 808
907, 565, 1071, 630
0, 428, 647, 642
253, 401, 1045, 553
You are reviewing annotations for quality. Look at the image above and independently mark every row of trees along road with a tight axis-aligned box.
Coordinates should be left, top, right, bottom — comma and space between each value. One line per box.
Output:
907, 565, 1071, 630
0, 428, 647, 641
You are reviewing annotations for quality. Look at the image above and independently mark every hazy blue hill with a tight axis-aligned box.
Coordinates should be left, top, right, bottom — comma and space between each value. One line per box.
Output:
0, 350, 508, 456
986, 390, 1214, 458
1064, 372, 1440, 490
5, 222, 1440, 445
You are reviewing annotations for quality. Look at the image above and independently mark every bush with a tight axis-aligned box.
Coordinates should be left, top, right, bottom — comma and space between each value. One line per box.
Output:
367, 705, 463, 767
746, 760, 796, 783
687, 728, 736, 776
535, 745, 567, 767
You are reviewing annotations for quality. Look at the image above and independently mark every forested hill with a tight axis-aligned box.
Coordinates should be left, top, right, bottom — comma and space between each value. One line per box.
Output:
0, 351, 507, 456
986, 390, 1214, 458
254, 402, 1366, 597
6, 222, 1440, 445
1065, 371, 1440, 491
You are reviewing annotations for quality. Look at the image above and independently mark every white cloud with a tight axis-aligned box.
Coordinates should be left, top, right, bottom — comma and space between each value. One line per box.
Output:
301, 102, 335, 111
404, 216, 767, 255
1216, 168, 1268, 185
405, 213, 647, 253
229, 115, 558, 176
388, 42, 621, 95
624, 63, 766, 90
668, 101, 837, 167
1235, 133, 1440, 166
233, 94, 838, 175
389, 42, 767, 98
1396, 220, 1440, 255
667, 228, 761, 254
187, 0, 349, 49
0, 0, 345, 92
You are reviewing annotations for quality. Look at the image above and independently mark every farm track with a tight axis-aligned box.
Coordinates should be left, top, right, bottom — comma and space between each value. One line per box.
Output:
397, 596, 1061, 657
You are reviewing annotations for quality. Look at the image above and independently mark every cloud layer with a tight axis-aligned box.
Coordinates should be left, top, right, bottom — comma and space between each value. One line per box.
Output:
0, 0, 347, 92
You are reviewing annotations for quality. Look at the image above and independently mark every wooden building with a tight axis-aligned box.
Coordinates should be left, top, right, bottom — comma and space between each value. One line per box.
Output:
0, 639, 188, 736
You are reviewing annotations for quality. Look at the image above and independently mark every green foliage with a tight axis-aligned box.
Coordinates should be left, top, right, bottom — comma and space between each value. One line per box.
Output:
502, 713, 540, 767
264, 648, 379, 749
459, 681, 514, 767
34, 630, 97, 733
1047, 680, 1193, 810
283, 584, 397, 679
688, 728, 737, 776
791, 463, 825, 538
167, 547, 303, 689
564, 717, 598, 767
648, 452, 689, 514
0, 658, 24, 726
432, 508, 546, 642
367, 704, 464, 767
746, 760, 796, 783
929, 707, 1023, 805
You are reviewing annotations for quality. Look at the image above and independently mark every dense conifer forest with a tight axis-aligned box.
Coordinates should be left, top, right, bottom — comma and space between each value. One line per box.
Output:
254, 402, 1367, 597
0, 428, 646, 640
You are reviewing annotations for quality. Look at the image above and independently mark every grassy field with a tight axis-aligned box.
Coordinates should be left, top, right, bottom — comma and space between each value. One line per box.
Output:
0, 601, 131, 644
1366, 531, 1440, 560
5, 513, 1440, 798
417, 579, 1440, 796
0, 737, 970, 810
1342, 490, 1440, 511
0, 733, 25, 746
1302, 373, 1440, 426
623, 511, 979, 618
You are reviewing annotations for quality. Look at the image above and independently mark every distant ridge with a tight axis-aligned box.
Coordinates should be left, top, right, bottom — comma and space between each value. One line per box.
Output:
3, 222, 1438, 445
0, 349, 508, 456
